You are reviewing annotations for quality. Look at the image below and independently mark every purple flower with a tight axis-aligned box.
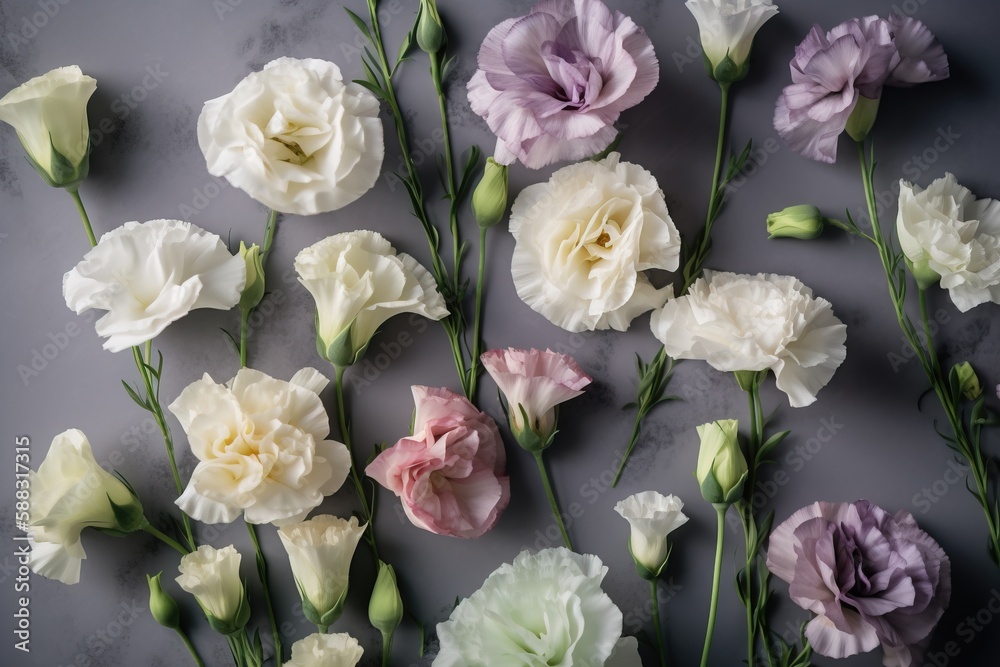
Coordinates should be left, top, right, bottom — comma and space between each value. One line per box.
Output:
767, 500, 951, 667
466, 0, 658, 169
887, 13, 950, 87
774, 17, 898, 164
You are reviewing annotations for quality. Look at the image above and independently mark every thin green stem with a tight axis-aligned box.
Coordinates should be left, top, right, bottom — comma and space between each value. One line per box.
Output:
245, 522, 281, 665
68, 187, 97, 246
532, 451, 573, 551
334, 365, 379, 559
239, 311, 249, 369
260, 208, 279, 265
700, 505, 727, 667
381, 630, 393, 667
141, 519, 189, 555
176, 628, 207, 667
468, 227, 488, 400
650, 579, 667, 667
613, 411, 645, 487
316, 624, 329, 634
430, 52, 460, 286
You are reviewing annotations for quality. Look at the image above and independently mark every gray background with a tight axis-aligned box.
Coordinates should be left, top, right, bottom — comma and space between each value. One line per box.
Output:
1, 0, 999, 665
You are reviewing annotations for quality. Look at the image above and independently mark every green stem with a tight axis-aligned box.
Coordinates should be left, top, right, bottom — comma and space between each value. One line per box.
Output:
316, 624, 329, 634
700, 505, 727, 667
650, 579, 667, 667
381, 630, 393, 667
430, 52, 461, 286
532, 451, 572, 551
467, 227, 488, 400
260, 208, 279, 265
68, 187, 97, 246
245, 522, 281, 665
239, 311, 249, 368
141, 519, 189, 555
334, 365, 379, 559
175, 628, 207, 667
613, 410, 645, 487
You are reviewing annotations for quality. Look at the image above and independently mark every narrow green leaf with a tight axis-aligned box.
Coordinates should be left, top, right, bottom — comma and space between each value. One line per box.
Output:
343, 7, 372, 41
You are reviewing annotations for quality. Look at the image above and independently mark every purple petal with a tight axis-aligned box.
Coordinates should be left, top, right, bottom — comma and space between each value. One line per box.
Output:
887, 13, 950, 87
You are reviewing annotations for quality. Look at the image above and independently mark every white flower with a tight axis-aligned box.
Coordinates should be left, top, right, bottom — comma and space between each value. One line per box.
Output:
684, 0, 779, 73
176, 545, 246, 630
434, 548, 628, 666
0, 66, 96, 188
650, 272, 847, 407
614, 492, 688, 573
295, 230, 448, 367
277, 515, 365, 624
284, 633, 363, 667
169, 367, 352, 525
510, 153, 680, 332
896, 174, 1000, 312
27, 429, 142, 585
198, 57, 384, 216
63, 219, 246, 352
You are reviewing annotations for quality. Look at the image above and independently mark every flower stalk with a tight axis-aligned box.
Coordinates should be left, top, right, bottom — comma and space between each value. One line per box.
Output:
333, 365, 379, 559
700, 504, 727, 667
533, 451, 573, 551
245, 521, 281, 665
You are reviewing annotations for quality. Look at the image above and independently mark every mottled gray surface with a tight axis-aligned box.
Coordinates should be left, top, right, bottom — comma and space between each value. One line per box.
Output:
1, 0, 999, 665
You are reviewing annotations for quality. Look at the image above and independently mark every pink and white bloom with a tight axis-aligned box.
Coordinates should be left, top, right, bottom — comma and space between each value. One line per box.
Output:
481, 348, 591, 447
366, 387, 509, 538
467, 0, 658, 169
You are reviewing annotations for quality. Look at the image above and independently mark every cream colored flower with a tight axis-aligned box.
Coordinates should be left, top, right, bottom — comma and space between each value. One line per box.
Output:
63, 219, 246, 352
169, 367, 351, 525
295, 230, 448, 367
0, 65, 96, 188
284, 633, 363, 667
176, 545, 246, 632
897, 174, 1000, 312
510, 153, 680, 332
685, 0, 779, 75
614, 492, 688, 574
277, 515, 365, 625
28, 429, 142, 585
198, 57, 384, 216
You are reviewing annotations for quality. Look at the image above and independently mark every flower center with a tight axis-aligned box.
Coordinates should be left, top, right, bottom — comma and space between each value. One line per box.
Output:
541, 41, 601, 111
270, 136, 309, 165
595, 231, 612, 247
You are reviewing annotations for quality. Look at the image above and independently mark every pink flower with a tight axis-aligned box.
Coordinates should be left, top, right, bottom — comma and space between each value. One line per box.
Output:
774, 16, 897, 164
466, 0, 658, 169
481, 348, 591, 449
366, 386, 509, 539
887, 13, 949, 87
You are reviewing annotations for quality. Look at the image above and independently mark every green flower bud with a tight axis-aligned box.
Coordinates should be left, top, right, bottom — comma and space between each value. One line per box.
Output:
906, 257, 941, 291
472, 157, 509, 229
846, 95, 881, 142
767, 205, 826, 240
695, 420, 748, 506
147, 573, 181, 630
369, 561, 404, 637
238, 242, 265, 313
416, 0, 445, 55
952, 362, 983, 400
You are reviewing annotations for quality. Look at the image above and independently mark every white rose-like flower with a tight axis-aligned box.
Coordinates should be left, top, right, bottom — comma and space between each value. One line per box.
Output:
284, 633, 364, 667
198, 57, 384, 216
63, 219, 246, 352
896, 174, 1000, 312
614, 492, 688, 574
684, 0, 779, 73
510, 152, 680, 332
169, 367, 352, 525
295, 230, 448, 367
28, 429, 143, 585
651, 272, 847, 407
434, 548, 629, 666
278, 515, 365, 625
0, 65, 96, 188
176, 545, 246, 631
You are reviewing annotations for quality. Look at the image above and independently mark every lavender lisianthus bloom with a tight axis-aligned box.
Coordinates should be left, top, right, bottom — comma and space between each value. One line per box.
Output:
887, 13, 950, 87
767, 500, 951, 667
774, 16, 898, 163
467, 0, 658, 169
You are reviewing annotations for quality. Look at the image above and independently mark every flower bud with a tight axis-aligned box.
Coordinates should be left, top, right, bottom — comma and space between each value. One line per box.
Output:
695, 420, 748, 507
767, 205, 825, 240
905, 257, 941, 291
368, 561, 404, 637
952, 362, 982, 400
416, 0, 445, 55
147, 573, 181, 630
846, 95, 881, 142
472, 157, 509, 229
176, 545, 250, 636
238, 242, 265, 313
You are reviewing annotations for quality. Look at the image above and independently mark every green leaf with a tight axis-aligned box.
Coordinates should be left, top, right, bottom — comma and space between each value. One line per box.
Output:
351, 78, 387, 101
344, 7, 372, 41
220, 327, 239, 354
121, 380, 151, 411
757, 430, 791, 464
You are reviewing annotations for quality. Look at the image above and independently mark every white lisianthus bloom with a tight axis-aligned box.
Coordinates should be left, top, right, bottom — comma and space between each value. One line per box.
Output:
614, 492, 688, 574
295, 230, 448, 367
684, 0, 779, 77
0, 66, 96, 188
651, 272, 847, 407
510, 153, 680, 332
284, 633, 364, 667
277, 515, 365, 625
169, 367, 352, 525
198, 57, 384, 216
63, 219, 246, 352
896, 174, 1000, 312
27, 429, 143, 585
176, 545, 247, 633
434, 548, 630, 666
